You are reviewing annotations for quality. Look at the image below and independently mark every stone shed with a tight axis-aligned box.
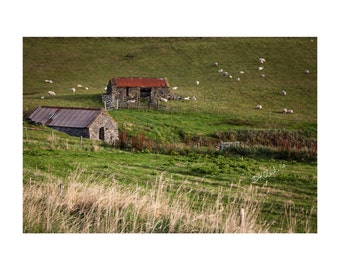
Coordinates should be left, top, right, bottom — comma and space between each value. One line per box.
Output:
104, 77, 170, 108
26, 106, 119, 144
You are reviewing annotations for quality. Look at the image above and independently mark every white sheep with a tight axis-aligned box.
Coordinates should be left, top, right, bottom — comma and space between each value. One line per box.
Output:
196, 81, 200, 86
172, 86, 178, 90
287, 109, 294, 114
160, 97, 168, 102
71, 87, 76, 93
259, 58, 266, 64
281, 90, 287, 96
260, 74, 266, 78
217, 68, 224, 73
48, 91, 56, 96
77, 84, 83, 88
223, 71, 229, 76
282, 108, 288, 114
258, 66, 264, 71
41, 96, 45, 99
240, 71, 245, 74
44, 79, 53, 83
213, 62, 218, 66
229, 75, 233, 79
85, 87, 89, 90
183, 97, 190, 100
192, 96, 197, 100
304, 69, 310, 74
255, 105, 263, 110
236, 77, 241, 82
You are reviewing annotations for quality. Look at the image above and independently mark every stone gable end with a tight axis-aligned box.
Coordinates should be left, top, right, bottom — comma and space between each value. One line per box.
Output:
88, 112, 119, 144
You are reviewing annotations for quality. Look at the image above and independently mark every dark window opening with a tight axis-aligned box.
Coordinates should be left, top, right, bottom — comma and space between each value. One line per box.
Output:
106, 80, 112, 95
99, 127, 105, 140
140, 88, 152, 98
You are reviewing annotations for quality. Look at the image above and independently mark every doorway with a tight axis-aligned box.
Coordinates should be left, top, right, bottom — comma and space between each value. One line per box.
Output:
99, 127, 105, 140
140, 88, 151, 98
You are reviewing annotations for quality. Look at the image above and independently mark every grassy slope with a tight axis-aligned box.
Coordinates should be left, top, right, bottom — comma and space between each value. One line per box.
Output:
23, 37, 317, 138
23, 125, 317, 232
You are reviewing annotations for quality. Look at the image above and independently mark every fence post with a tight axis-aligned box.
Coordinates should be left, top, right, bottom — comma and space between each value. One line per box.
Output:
239, 208, 245, 229
80, 136, 83, 146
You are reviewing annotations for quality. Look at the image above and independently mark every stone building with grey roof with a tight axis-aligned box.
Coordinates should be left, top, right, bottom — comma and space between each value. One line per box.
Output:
26, 106, 119, 144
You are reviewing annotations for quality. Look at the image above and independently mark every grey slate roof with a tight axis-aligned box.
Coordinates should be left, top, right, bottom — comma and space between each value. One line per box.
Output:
27, 106, 103, 128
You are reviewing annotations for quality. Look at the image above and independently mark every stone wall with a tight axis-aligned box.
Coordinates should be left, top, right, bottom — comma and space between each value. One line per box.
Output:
151, 87, 170, 99
50, 112, 118, 144
112, 87, 170, 102
113, 87, 139, 101
88, 112, 119, 144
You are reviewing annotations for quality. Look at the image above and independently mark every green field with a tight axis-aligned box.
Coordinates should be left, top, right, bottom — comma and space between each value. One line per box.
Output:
23, 37, 317, 233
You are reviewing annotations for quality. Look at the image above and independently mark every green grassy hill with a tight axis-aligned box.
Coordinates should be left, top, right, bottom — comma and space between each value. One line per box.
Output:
23, 37, 317, 137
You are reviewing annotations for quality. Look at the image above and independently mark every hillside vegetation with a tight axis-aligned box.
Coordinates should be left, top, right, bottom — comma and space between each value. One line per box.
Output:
23, 37, 317, 132
23, 37, 317, 233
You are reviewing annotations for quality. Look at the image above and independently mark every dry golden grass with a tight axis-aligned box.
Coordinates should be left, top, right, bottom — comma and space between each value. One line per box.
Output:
23, 169, 277, 233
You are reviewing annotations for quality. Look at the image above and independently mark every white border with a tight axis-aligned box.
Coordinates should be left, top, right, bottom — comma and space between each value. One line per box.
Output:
1, 1, 339, 269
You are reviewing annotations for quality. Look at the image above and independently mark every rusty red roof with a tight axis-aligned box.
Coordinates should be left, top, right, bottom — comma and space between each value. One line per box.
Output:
111, 77, 169, 88
27, 106, 103, 128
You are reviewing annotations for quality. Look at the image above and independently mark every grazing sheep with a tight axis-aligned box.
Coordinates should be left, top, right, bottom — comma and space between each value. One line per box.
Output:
77, 84, 83, 88
282, 108, 288, 114
183, 97, 190, 100
44, 79, 53, 83
172, 86, 178, 90
48, 91, 56, 96
240, 71, 245, 74
304, 69, 310, 74
192, 96, 197, 101
281, 90, 287, 96
41, 96, 45, 99
223, 71, 229, 76
259, 58, 266, 64
213, 62, 218, 66
258, 66, 264, 71
287, 109, 294, 114
85, 87, 89, 90
70, 87, 76, 93
236, 77, 241, 82
260, 74, 266, 78
218, 68, 224, 73
255, 105, 263, 110
196, 81, 200, 86
229, 75, 233, 79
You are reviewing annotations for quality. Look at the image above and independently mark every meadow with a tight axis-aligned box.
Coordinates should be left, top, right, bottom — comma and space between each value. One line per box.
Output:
23, 37, 317, 233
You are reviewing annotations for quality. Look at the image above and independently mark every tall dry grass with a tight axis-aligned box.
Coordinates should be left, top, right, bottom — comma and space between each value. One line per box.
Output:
23, 170, 298, 233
